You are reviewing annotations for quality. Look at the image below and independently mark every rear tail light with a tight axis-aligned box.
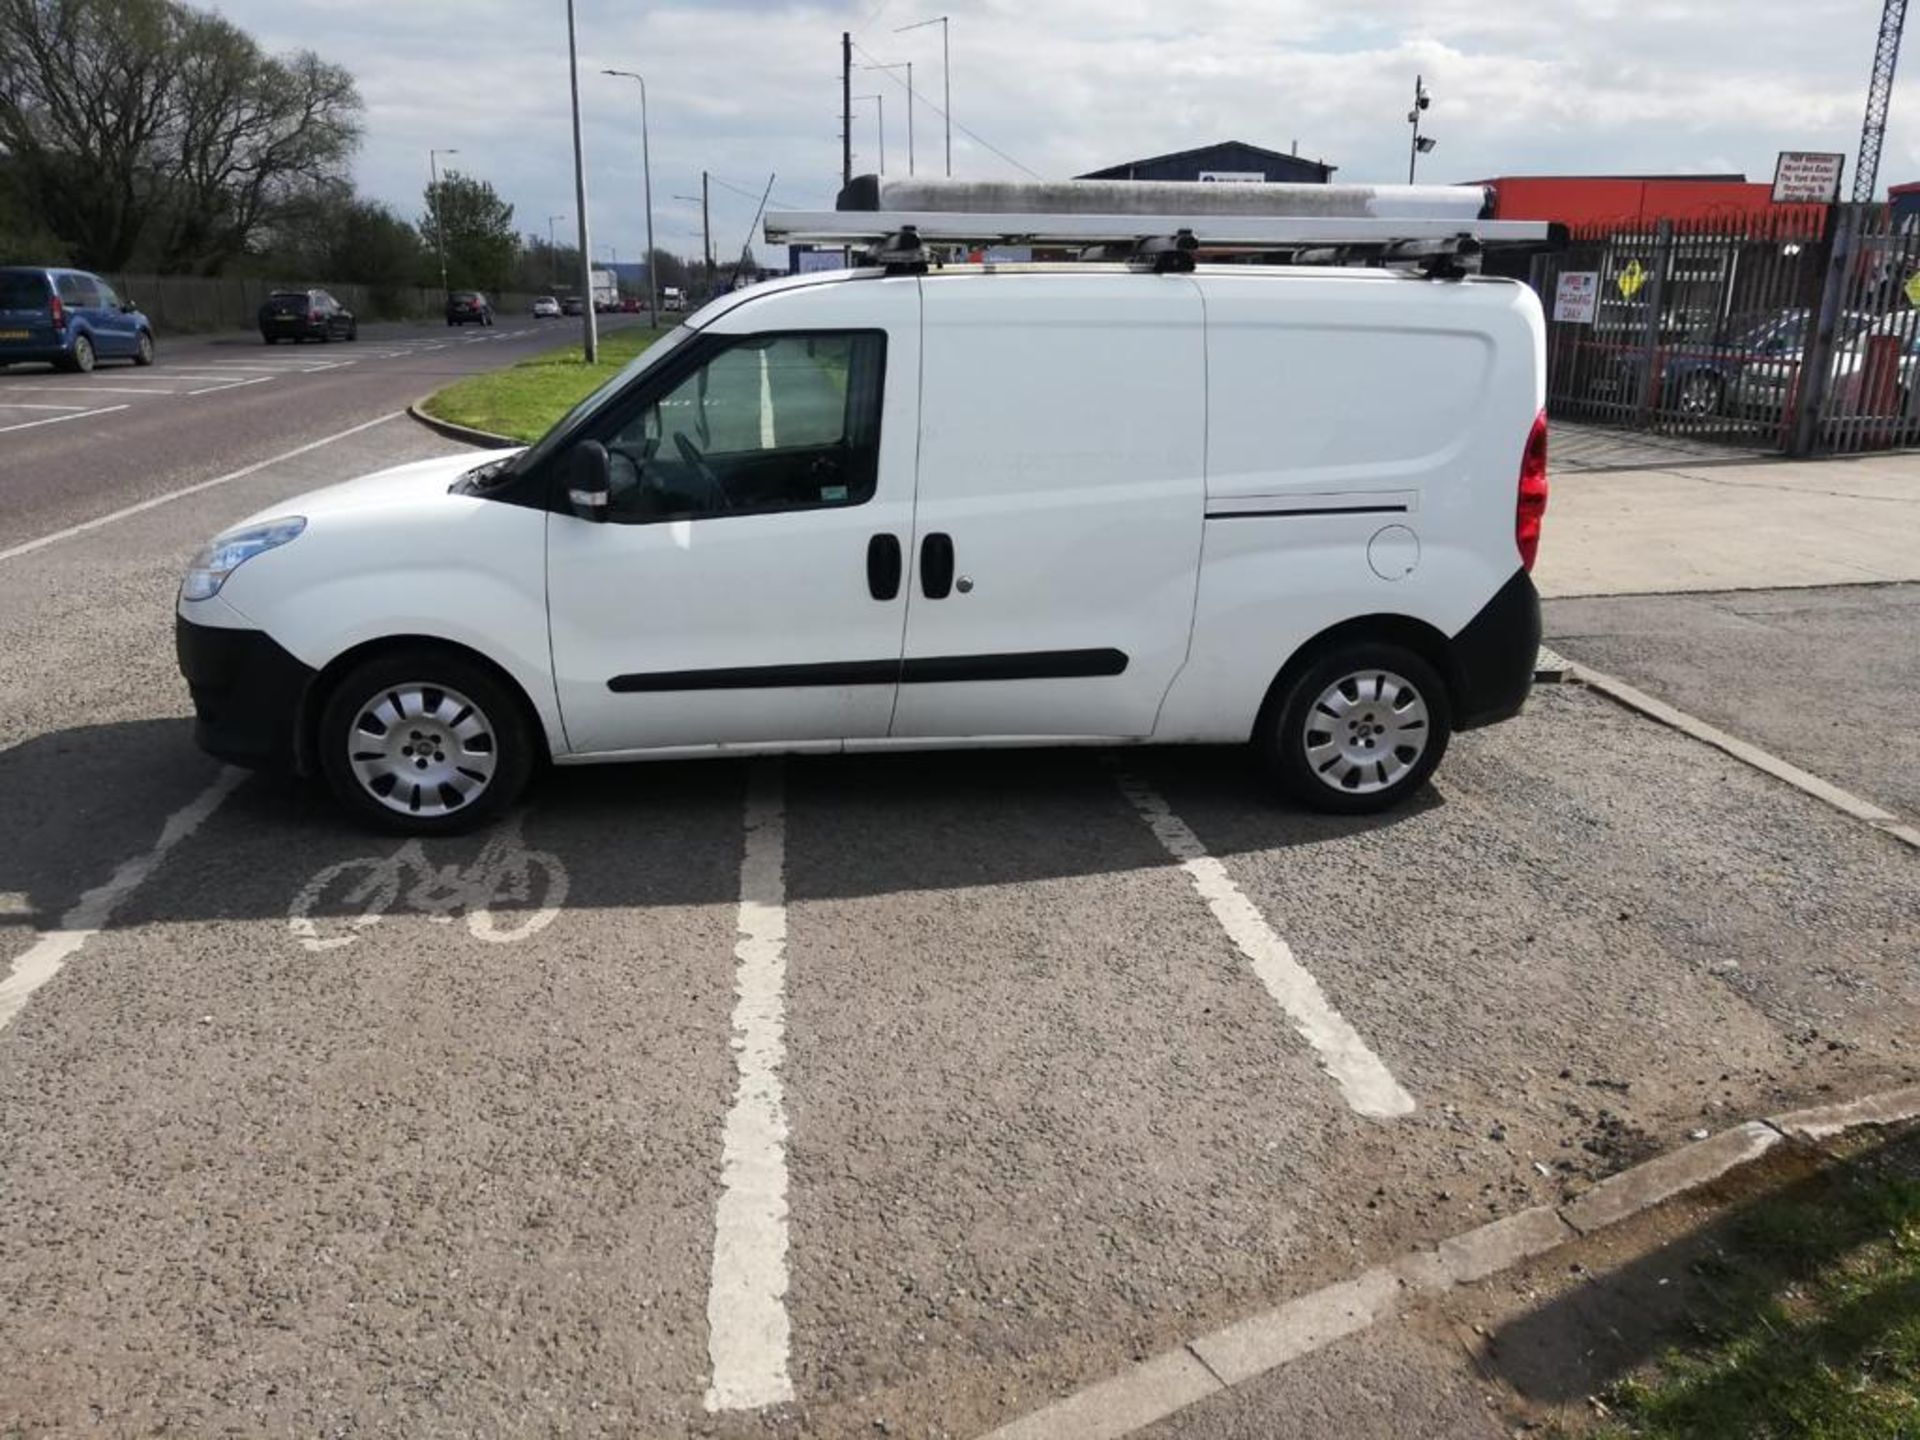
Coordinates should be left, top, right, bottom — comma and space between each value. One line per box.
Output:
310, 309, 324, 322
49, 294, 65, 328
1516, 408, 1549, 572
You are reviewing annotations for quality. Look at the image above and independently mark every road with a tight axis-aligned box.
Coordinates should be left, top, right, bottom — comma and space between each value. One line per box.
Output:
0, 370, 1915, 1439
0, 315, 637, 551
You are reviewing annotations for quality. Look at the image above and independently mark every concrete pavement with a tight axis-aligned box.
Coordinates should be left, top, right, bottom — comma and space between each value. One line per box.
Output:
1533, 421, 1920, 599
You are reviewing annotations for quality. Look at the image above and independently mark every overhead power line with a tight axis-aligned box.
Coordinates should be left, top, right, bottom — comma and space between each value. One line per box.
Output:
848, 38, 1042, 179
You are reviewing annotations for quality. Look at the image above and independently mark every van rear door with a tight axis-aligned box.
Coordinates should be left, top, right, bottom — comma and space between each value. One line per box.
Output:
889, 275, 1206, 740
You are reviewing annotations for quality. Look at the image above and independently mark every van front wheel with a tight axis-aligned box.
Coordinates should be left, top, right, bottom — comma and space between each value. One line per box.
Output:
318, 647, 535, 835
1262, 643, 1450, 814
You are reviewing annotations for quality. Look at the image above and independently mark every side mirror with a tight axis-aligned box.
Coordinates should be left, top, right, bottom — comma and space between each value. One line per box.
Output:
567, 440, 611, 522
120, 300, 137, 313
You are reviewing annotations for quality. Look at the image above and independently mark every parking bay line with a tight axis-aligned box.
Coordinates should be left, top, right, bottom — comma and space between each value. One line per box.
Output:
1113, 771, 1416, 1119
704, 759, 796, 1412
0, 768, 245, 1033
0, 405, 130, 435
0, 401, 91, 411
8, 384, 180, 396
0, 410, 403, 564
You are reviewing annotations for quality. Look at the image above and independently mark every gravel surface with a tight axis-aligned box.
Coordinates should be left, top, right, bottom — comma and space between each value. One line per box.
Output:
1, 410, 1914, 1437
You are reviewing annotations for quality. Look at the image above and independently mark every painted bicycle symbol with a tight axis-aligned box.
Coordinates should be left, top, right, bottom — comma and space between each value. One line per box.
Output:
287, 814, 569, 952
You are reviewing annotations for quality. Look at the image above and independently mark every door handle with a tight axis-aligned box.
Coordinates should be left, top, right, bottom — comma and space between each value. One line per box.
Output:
866, 533, 902, 601
920, 532, 954, 599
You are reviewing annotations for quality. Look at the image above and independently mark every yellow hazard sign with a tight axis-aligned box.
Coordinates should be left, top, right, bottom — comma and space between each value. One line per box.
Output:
1617, 259, 1647, 299
1904, 269, 1920, 308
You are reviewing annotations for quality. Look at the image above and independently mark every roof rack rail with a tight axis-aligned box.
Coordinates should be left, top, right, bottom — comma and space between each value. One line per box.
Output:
765, 175, 1563, 271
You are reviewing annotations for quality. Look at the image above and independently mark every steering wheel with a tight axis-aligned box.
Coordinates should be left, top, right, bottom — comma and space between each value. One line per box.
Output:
674, 432, 731, 510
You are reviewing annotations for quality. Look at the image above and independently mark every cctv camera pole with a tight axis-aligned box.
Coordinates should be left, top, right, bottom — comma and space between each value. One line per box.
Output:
565, 0, 597, 361
1407, 74, 1430, 184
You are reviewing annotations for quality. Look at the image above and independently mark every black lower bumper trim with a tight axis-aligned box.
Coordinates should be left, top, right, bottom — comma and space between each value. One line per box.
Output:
1448, 568, 1541, 730
176, 615, 316, 770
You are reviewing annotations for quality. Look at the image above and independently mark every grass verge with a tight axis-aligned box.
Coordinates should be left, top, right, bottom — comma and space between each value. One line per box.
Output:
1571, 1131, 1920, 1440
420, 325, 674, 443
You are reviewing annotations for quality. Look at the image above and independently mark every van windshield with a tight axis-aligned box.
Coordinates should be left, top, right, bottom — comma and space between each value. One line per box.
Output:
502, 324, 695, 480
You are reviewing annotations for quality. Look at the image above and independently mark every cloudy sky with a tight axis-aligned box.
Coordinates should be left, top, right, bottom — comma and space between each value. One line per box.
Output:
214, 0, 1919, 263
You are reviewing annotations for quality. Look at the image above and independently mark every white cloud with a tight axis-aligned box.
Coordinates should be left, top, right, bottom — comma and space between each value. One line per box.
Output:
209, 0, 1919, 260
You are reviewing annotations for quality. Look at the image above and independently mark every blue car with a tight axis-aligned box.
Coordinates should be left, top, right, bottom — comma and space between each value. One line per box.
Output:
0, 266, 155, 373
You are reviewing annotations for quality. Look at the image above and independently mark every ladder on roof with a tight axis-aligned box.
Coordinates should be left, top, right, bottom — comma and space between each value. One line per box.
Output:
764, 176, 1562, 275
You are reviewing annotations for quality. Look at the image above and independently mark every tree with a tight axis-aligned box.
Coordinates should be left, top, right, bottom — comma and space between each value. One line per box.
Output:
420, 172, 517, 295
0, 0, 361, 273
645, 247, 688, 291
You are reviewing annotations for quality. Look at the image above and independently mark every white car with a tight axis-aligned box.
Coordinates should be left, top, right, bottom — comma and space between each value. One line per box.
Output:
531, 295, 561, 318
177, 200, 1547, 834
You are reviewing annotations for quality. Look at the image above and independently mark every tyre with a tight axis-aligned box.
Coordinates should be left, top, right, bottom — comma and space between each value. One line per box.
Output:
133, 330, 155, 366
263, 334, 278, 345
1675, 371, 1724, 418
60, 334, 95, 373
317, 647, 536, 835
347, 321, 358, 342
1260, 642, 1451, 815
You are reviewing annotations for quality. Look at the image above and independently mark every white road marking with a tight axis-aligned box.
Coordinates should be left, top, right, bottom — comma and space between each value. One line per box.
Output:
1114, 771, 1416, 1119
287, 815, 568, 951
704, 761, 795, 1411
9, 384, 179, 395
0, 768, 245, 1033
187, 375, 277, 396
0, 405, 129, 434
0, 410, 402, 564
0, 401, 90, 411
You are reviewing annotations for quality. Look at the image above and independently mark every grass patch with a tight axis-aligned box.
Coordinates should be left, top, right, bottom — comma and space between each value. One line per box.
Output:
421, 325, 675, 443
1574, 1135, 1920, 1440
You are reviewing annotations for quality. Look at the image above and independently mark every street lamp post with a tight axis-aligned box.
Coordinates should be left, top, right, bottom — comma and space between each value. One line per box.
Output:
564, 0, 596, 360
863, 61, 913, 175
602, 68, 659, 326
428, 147, 459, 298
1407, 74, 1435, 184
896, 15, 950, 177
546, 213, 566, 287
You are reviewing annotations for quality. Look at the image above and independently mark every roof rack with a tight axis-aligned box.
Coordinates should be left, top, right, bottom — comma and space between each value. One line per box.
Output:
765, 176, 1562, 277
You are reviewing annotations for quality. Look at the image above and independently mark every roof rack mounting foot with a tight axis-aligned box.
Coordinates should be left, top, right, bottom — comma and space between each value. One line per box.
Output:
863, 224, 928, 275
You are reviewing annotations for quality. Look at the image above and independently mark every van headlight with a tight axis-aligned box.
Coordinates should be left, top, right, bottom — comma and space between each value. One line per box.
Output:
181, 517, 306, 601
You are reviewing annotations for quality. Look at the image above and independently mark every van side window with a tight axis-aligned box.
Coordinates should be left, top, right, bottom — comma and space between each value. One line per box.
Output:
603, 331, 884, 523
56, 273, 100, 307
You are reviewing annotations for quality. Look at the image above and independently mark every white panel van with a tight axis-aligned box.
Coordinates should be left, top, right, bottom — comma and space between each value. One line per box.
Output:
177, 207, 1549, 834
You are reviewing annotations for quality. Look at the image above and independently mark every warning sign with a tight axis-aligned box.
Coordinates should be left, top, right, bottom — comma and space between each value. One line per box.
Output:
1616, 259, 1648, 300
1904, 270, 1920, 308
1553, 271, 1599, 324
1771, 151, 1845, 204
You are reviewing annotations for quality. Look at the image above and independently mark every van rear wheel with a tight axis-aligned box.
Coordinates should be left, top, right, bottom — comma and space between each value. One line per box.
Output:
318, 647, 535, 835
1262, 643, 1450, 814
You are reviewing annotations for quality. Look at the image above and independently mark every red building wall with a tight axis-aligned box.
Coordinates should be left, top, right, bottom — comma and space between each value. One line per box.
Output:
1479, 176, 1827, 235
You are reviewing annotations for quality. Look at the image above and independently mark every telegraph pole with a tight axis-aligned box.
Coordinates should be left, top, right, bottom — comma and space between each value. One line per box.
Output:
702, 171, 714, 296
841, 31, 853, 189
565, 0, 597, 360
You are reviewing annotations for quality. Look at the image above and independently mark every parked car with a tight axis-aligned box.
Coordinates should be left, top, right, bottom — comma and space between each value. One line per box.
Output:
560, 295, 585, 317
532, 296, 562, 318
0, 265, 155, 373
259, 288, 357, 344
1824, 309, 1920, 414
177, 249, 1547, 835
446, 291, 494, 327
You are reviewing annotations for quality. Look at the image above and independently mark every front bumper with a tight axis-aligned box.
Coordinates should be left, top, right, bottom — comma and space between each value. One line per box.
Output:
176, 615, 317, 770
1447, 568, 1541, 731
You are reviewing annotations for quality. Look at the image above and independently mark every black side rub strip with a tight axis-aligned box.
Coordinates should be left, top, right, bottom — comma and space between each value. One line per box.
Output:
1206, 503, 1409, 519
608, 648, 1128, 693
